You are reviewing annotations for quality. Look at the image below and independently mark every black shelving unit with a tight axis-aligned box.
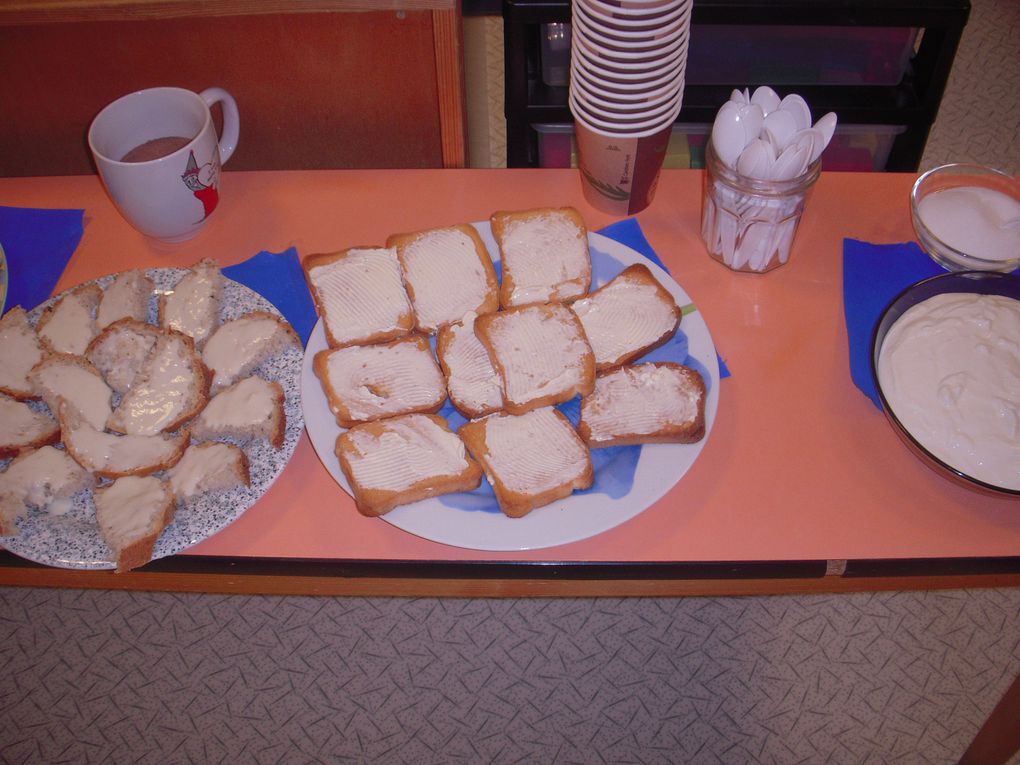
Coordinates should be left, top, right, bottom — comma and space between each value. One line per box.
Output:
504, 0, 970, 170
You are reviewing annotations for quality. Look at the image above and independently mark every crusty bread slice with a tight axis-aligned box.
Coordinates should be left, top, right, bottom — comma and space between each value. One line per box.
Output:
59, 401, 189, 479
0, 445, 93, 536
313, 333, 447, 427
570, 264, 682, 371
435, 312, 504, 419
202, 311, 300, 392
85, 318, 162, 395
158, 258, 222, 347
107, 330, 209, 436
94, 475, 176, 572
578, 362, 707, 447
28, 353, 114, 432
387, 224, 499, 334
474, 301, 595, 415
96, 270, 154, 330
36, 282, 102, 355
490, 207, 591, 308
166, 442, 250, 504
190, 376, 286, 449
303, 246, 414, 349
336, 413, 483, 517
0, 395, 60, 459
459, 407, 593, 518
0, 306, 46, 400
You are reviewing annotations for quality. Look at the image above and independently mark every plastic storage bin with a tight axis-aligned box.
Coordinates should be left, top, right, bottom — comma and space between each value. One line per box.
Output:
685, 25, 918, 86
533, 122, 906, 172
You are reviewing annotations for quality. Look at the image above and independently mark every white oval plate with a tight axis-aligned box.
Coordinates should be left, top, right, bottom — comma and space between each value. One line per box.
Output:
0, 269, 304, 570
301, 225, 720, 552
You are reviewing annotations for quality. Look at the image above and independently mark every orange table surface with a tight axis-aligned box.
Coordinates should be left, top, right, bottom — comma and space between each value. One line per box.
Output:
2, 168, 1018, 566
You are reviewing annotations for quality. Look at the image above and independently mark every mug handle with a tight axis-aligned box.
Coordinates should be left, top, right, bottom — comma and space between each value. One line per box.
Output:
200, 87, 240, 164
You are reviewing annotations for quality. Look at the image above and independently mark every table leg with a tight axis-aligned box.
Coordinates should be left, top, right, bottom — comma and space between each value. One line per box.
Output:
959, 667, 1020, 765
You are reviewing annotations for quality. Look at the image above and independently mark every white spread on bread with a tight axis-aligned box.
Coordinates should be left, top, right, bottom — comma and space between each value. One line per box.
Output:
162, 261, 221, 345
583, 364, 701, 443
482, 303, 590, 405
438, 313, 503, 415
94, 476, 169, 545
320, 338, 446, 422
400, 229, 491, 332
167, 442, 245, 499
0, 445, 89, 511
877, 292, 1020, 490
499, 212, 589, 305
0, 396, 56, 446
0, 309, 44, 397
572, 271, 679, 368
480, 407, 589, 495
31, 359, 113, 432
309, 248, 412, 346
202, 314, 291, 391
196, 376, 276, 430
61, 404, 186, 476
344, 414, 471, 493
109, 334, 201, 435
38, 292, 97, 355
97, 271, 152, 329
85, 320, 160, 395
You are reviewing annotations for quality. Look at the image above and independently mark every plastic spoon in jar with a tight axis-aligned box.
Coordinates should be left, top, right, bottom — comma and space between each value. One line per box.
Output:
750, 85, 781, 116
736, 137, 775, 180
811, 112, 838, 161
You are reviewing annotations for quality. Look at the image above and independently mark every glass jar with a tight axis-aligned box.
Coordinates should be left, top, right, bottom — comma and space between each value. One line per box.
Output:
700, 140, 821, 273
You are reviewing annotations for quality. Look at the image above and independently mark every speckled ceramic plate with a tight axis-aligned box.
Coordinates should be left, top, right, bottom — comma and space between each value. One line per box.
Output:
0, 269, 304, 570
301, 224, 720, 551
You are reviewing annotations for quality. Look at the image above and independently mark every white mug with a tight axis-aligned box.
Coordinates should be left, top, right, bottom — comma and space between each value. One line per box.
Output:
88, 86, 240, 242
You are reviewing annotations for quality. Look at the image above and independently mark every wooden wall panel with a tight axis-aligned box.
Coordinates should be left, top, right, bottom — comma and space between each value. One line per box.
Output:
0, 10, 448, 175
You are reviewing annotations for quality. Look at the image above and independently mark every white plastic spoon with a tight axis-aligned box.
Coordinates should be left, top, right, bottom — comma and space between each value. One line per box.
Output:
736, 138, 775, 180
762, 108, 798, 153
811, 112, 838, 161
750, 85, 781, 116
711, 101, 748, 168
778, 93, 812, 131
771, 141, 811, 181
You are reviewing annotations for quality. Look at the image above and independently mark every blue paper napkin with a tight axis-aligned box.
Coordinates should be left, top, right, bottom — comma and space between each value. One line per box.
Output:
0, 205, 85, 313
223, 248, 317, 346
598, 217, 731, 378
843, 238, 965, 409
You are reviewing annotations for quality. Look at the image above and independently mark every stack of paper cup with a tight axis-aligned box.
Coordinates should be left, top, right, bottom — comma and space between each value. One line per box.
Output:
570, 0, 692, 215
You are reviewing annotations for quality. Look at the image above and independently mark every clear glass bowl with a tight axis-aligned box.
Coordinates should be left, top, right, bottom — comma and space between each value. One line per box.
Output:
911, 163, 1020, 273
871, 271, 1020, 497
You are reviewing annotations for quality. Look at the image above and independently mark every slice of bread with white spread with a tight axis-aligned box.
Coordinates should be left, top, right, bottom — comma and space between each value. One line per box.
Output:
0, 445, 93, 536
190, 376, 286, 448
313, 333, 448, 427
59, 401, 189, 479
96, 270, 154, 330
336, 413, 483, 517
0, 395, 60, 458
85, 318, 162, 396
93, 475, 175, 572
435, 312, 504, 419
570, 264, 682, 371
474, 301, 595, 415
107, 330, 209, 436
387, 224, 499, 334
0, 307, 46, 400
303, 246, 414, 349
28, 353, 114, 432
579, 362, 707, 447
459, 406, 593, 518
490, 207, 591, 308
158, 258, 223, 347
166, 442, 250, 504
202, 311, 300, 392
36, 282, 102, 355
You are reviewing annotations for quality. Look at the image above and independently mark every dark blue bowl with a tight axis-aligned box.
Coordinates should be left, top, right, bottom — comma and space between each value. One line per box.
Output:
870, 271, 1020, 497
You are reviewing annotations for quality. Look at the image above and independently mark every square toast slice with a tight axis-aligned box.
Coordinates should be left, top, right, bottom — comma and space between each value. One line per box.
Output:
459, 407, 593, 518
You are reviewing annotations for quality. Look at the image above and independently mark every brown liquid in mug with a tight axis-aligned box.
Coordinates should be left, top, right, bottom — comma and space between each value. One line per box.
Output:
120, 135, 193, 163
